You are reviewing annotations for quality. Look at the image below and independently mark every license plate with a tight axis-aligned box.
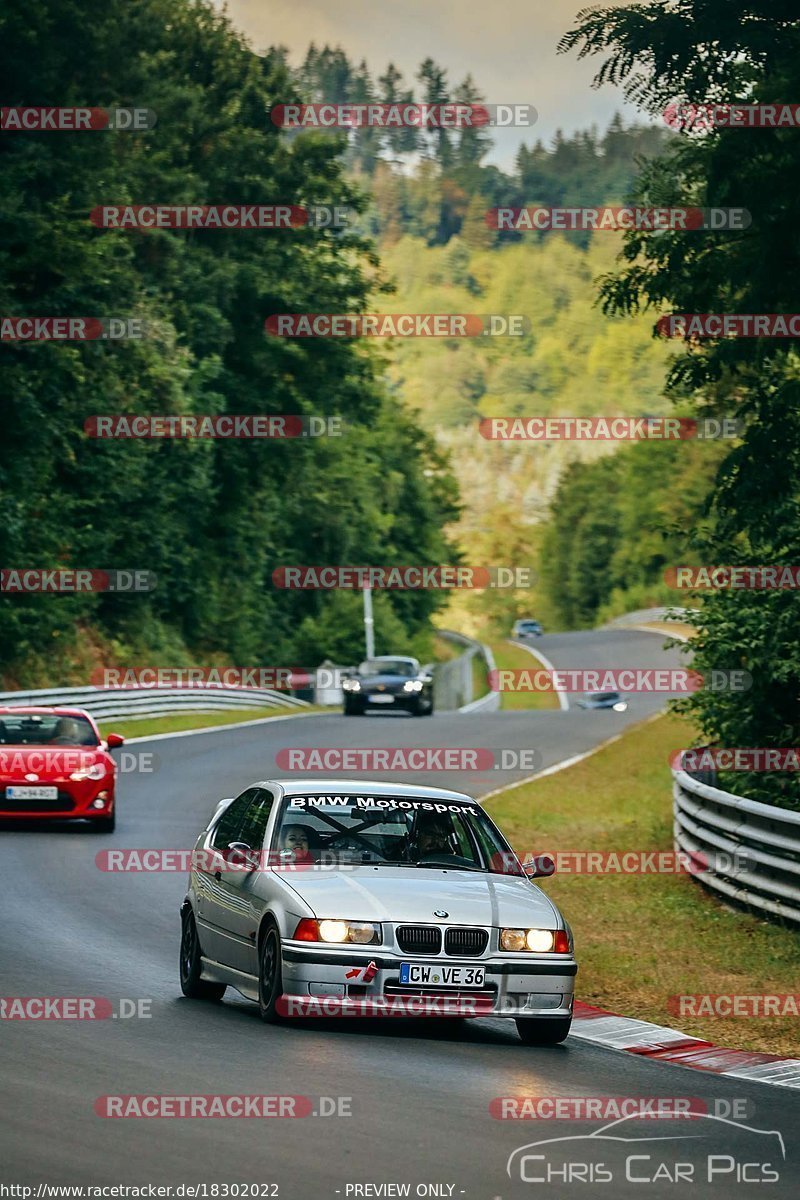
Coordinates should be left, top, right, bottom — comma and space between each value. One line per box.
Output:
368, 694, 394, 704
400, 963, 485, 988
5, 785, 58, 800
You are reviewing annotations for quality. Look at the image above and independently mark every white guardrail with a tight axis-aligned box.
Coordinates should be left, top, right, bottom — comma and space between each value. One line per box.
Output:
0, 684, 309, 723
673, 768, 800, 925
435, 631, 499, 714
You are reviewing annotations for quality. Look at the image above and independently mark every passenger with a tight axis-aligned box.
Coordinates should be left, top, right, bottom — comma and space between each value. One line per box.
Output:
280, 824, 315, 865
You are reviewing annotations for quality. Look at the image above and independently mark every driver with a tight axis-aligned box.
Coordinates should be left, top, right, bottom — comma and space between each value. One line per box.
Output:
414, 816, 453, 858
280, 824, 315, 865
50, 717, 80, 745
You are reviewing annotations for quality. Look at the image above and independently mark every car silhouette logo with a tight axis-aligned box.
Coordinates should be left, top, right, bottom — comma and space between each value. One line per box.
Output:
378, 685, 385, 691
506, 1112, 786, 1181
25, 773, 39, 781
433, 909, 448, 918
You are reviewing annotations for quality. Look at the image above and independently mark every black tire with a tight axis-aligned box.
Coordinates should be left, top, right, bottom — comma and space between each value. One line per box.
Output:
343, 701, 363, 716
412, 696, 434, 716
92, 807, 116, 833
515, 1016, 571, 1045
179, 908, 226, 1001
258, 921, 284, 1023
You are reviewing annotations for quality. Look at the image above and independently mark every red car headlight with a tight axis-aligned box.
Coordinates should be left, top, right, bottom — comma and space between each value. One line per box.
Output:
69, 762, 108, 781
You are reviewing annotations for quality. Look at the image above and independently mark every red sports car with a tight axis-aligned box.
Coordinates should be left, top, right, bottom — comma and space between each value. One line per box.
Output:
0, 706, 124, 831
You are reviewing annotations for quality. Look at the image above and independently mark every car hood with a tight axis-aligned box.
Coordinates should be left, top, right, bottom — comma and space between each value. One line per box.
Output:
0, 744, 109, 778
275, 865, 560, 927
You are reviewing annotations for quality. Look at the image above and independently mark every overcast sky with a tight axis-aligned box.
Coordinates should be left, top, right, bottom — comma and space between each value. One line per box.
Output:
218, 0, 651, 167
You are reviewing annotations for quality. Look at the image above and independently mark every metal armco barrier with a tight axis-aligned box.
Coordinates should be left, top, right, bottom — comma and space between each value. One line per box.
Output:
0, 684, 308, 723
435, 631, 499, 713
673, 767, 800, 924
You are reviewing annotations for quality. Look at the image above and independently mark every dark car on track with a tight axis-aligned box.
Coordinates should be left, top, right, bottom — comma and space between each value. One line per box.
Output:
576, 691, 628, 711
342, 655, 434, 717
512, 618, 543, 639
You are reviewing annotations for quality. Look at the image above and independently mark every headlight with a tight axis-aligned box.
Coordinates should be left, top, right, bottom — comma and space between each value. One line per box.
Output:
500, 928, 564, 953
295, 918, 381, 945
613, 701, 627, 712
402, 679, 423, 692
342, 678, 361, 692
500, 928, 528, 951
69, 762, 108, 781
318, 920, 349, 943
526, 929, 555, 952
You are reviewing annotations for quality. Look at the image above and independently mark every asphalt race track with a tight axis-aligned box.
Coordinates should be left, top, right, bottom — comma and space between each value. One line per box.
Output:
2, 629, 798, 1197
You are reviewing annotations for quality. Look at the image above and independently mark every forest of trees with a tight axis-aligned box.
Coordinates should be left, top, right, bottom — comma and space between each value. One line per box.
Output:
268, 42, 672, 245
9, 0, 798, 810
0, 1, 460, 685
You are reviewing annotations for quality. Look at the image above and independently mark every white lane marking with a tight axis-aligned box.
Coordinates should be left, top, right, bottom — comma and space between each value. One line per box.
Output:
118, 709, 335, 746
507, 639, 569, 711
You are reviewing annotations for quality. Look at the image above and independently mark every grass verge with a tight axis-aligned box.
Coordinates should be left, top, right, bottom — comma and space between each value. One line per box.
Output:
99, 705, 323, 741
487, 711, 800, 1056
488, 641, 560, 711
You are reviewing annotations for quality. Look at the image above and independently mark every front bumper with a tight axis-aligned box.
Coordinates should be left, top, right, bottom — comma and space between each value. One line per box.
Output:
279, 942, 576, 1018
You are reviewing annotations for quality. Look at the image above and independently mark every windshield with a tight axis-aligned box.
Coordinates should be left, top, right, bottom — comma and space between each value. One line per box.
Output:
0, 713, 99, 747
271, 794, 523, 874
358, 659, 417, 677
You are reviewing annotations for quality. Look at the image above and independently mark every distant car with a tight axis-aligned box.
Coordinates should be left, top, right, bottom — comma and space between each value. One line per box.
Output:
513, 619, 543, 639
180, 780, 576, 1044
0, 706, 124, 830
342, 655, 434, 717
577, 691, 628, 712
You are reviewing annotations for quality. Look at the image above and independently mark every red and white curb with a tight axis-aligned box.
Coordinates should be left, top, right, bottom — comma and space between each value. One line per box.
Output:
572, 1002, 800, 1090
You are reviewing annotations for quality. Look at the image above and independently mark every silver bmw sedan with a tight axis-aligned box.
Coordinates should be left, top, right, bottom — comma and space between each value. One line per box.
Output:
180, 780, 576, 1044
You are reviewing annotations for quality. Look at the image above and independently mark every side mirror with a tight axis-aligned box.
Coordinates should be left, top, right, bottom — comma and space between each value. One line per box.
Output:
106, 733, 125, 749
523, 854, 556, 879
226, 842, 260, 872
